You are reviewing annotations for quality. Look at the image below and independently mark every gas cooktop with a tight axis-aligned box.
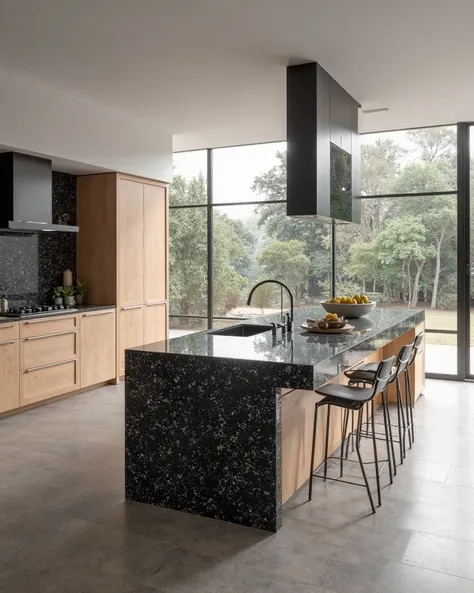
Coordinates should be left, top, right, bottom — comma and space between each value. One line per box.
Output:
0, 304, 78, 318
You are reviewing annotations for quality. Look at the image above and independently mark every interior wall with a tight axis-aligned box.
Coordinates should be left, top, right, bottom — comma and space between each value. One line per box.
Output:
0, 68, 173, 182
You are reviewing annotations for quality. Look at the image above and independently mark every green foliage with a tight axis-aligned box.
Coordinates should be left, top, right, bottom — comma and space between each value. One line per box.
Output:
258, 240, 310, 303
169, 172, 250, 317
75, 279, 87, 295
53, 286, 64, 298
62, 285, 75, 297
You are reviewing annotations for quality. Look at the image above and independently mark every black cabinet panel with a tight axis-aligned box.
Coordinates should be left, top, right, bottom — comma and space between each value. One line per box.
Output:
330, 79, 353, 154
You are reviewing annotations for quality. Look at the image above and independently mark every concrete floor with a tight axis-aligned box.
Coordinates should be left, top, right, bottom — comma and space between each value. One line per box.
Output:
1, 380, 474, 592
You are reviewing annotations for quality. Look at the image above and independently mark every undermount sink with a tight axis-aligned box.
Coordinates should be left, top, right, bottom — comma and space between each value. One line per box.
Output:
209, 323, 274, 338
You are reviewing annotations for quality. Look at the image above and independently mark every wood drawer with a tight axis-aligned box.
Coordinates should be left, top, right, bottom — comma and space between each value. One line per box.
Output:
20, 330, 80, 371
20, 315, 79, 338
0, 339, 20, 413
0, 322, 20, 342
20, 359, 80, 406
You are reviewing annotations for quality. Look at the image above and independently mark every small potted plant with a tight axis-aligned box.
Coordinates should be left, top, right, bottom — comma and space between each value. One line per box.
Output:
75, 279, 87, 305
53, 286, 64, 306
62, 285, 76, 307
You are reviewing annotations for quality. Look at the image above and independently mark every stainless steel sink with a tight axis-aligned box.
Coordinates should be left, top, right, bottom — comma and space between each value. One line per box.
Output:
209, 323, 273, 337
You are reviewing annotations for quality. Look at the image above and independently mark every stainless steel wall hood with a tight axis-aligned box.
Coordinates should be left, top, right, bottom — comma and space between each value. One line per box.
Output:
0, 152, 79, 233
286, 62, 361, 224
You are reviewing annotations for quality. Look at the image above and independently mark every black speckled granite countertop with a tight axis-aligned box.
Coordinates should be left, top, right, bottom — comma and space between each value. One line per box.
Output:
130, 306, 424, 372
0, 304, 115, 323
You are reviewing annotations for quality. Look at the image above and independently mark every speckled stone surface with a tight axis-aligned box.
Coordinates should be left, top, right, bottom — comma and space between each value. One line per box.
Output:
125, 307, 424, 533
0, 171, 76, 305
0, 305, 115, 323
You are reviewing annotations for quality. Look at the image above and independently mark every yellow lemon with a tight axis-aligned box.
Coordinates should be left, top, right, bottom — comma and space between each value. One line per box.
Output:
361, 295, 369, 303
333, 298, 341, 304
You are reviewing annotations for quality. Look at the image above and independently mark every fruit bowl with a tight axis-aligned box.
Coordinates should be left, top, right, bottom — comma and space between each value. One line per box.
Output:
320, 300, 376, 319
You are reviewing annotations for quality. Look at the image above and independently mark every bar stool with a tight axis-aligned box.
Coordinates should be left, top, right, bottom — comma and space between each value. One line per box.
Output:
345, 337, 418, 462
308, 356, 396, 514
345, 343, 413, 469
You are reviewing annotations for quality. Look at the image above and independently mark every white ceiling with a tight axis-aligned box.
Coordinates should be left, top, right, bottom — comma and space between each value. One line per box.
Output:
0, 0, 473, 151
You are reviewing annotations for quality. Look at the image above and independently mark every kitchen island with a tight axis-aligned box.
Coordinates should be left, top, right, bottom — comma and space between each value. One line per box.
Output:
125, 307, 425, 532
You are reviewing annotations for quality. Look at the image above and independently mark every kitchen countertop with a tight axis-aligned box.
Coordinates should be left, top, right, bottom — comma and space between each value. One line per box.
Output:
130, 306, 424, 385
0, 304, 115, 323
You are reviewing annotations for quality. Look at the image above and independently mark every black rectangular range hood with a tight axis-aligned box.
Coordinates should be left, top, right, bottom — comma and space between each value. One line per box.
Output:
0, 152, 79, 233
286, 62, 361, 223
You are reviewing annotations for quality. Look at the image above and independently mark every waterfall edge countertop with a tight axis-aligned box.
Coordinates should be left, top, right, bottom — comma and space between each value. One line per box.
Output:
125, 307, 425, 533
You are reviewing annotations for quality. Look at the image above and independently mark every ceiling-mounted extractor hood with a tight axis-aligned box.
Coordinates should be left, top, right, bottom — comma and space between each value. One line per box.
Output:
286, 62, 361, 224
0, 152, 79, 233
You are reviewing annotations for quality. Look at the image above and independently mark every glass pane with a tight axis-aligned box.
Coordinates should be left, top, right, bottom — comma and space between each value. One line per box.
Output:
212, 142, 286, 204
336, 195, 457, 339
169, 207, 207, 316
426, 333, 457, 376
212, 203, 331, 319
169, 317, 207, 336
361, 126, 457, 195
171, 150, 207, 206
470, 126, 474, 374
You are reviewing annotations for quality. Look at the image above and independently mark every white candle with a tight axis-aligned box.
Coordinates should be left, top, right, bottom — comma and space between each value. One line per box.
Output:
63, 269, 73, 287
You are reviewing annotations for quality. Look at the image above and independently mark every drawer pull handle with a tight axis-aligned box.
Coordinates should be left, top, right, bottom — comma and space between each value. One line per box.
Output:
120, 305, 142, 311
24, 316, 75, 325
24, 331, 76, 341
0, 340, 17, 346
145, 301, 166, 306
24, 359, 77, 373
0, 324, 17, 329
83, 311, 114, 317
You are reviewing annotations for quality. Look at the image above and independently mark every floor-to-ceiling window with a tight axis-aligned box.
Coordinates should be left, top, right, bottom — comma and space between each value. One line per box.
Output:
170, 143, 331, 332
170, 127, 464, 379
336, 125, 458, 376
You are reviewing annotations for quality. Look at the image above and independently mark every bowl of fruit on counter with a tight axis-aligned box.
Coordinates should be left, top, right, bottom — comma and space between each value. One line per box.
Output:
321, 294, 376, 319
301, 313, 354, 334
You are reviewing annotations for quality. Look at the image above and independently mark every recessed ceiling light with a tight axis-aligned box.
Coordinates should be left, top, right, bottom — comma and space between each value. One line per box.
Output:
362, 107, 389, 114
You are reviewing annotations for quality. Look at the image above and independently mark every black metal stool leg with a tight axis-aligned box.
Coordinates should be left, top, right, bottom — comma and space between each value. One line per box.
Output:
381, 393, 394, 484
340, 408, 349, 477
396, 376, 407, 462
405, 371, 414, 447
308, 402, 319, 501
406, 370, 415, 443
323, 405, 331, 481
385, 396, 397, 476
371, 399, 382, 507
355, 409, 376, 514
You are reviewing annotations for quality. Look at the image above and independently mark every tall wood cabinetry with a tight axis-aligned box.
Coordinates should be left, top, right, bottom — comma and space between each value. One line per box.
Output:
77, 173, 169, 379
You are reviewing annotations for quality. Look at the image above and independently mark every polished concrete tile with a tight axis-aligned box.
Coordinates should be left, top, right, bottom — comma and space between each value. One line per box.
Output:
1, 380, 474, 592
403, 532, 474, 581
376, 562, 474, 593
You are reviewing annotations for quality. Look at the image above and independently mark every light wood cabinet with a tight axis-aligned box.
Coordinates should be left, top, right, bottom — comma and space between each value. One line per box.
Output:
0, 339, 20, 413
0, 323, 19, 341
80, 310, 116, 388
118, 178, 144, 306
119, 305, 144, 376
144, 302, 167, 345
20, 359, 80, 407
77, 172, 169, 379
20, 331, 80, 370
20, 315, 79, 339
144, 184, 168, 303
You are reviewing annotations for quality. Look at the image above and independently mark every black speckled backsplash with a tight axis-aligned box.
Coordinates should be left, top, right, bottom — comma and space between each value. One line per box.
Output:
0, 171, 76, 305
